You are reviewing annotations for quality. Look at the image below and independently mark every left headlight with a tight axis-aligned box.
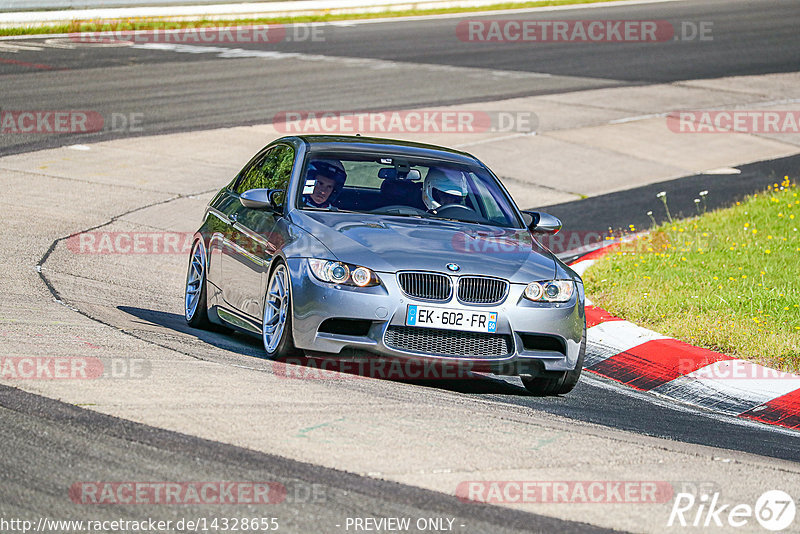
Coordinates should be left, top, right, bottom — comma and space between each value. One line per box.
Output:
523, 280, 574, 303
307, 259, 381, 287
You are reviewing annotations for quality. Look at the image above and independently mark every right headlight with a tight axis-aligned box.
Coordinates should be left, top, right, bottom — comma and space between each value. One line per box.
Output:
523, 280, 574, 302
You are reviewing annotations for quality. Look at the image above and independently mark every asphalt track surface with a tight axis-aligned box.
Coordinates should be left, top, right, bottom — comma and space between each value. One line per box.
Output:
2, 0, 800, 531
1, 0, 799, 155
0, 385, 612, 533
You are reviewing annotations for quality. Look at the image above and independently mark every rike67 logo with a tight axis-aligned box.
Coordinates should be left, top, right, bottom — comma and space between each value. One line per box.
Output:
668, 490, 796, 531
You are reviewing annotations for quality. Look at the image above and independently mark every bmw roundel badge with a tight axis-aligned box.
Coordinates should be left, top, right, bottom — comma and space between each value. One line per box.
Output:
446, 263, 461, 272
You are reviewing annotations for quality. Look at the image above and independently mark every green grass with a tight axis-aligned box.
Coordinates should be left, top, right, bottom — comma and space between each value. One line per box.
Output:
0, 0, 630, 37
583, 177, 800, 372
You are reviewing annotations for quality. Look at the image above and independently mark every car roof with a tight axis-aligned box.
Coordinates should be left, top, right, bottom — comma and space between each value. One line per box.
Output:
288, 135, 481, 166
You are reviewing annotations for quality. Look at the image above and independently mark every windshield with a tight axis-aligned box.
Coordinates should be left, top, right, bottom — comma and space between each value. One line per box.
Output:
296, 152, 522, 228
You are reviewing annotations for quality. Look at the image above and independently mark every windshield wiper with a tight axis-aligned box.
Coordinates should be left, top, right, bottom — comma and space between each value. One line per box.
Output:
372, 212, 429, 219
303, 207, 359, 213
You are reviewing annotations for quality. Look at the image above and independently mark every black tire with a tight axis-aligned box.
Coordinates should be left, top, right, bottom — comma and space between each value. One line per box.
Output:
185, 239, 212, 329
521, 326, 586, 396
262, 261, 300, 359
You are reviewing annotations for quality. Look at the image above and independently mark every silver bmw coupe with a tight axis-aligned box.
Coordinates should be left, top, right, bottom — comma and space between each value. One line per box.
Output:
184, 135, 586, 395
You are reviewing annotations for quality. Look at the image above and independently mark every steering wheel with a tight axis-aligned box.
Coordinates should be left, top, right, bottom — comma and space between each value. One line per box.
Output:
435, 204, 478, 215
433, 203, 488, 223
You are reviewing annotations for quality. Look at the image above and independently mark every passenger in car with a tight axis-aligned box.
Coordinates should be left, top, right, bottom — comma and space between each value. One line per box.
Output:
303, 159, 347, 208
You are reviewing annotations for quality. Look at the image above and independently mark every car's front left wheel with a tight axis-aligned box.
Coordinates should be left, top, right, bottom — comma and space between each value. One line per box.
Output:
262, 262, 299, 359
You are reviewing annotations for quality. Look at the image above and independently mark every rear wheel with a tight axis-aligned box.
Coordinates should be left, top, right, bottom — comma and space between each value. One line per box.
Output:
185, 239, 211, 329
521, 326, 586, 396
262, 262, 299, 359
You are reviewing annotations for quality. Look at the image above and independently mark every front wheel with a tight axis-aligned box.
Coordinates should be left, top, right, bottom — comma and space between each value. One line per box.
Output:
185, 239, 211, 329
262, 262, 299, 359
521, 327, 586, 396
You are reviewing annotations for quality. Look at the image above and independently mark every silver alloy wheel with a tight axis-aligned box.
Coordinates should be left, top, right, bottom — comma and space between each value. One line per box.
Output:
263, 264, 289, 353
185, 240, 205, 321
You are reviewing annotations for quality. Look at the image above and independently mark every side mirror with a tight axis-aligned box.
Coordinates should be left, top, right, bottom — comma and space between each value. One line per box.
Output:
522, 211, 562, 234
239, 188, 283, 211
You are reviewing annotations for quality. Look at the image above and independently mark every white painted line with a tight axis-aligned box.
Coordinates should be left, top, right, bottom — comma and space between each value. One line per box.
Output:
0, 0, 689, 28
608, 112, 667, 125
454, 131, 537, 150
587, 319, 667, 353
0, 41, 43, 52
570, 259, 595, 277
322, 0, 688, 26
701, 167, 741, 175
585, 320, 668, 367
747, 97, 800, 107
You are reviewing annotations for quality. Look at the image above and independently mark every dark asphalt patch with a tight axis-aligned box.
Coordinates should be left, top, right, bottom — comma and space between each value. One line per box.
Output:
540, 153, 800, 234
0, 384, 614, 534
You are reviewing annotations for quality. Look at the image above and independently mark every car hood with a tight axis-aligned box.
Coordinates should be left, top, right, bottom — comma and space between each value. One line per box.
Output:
293, 211, 557, 282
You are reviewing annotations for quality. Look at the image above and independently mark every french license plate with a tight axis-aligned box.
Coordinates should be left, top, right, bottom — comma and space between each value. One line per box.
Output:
406, 305, 497, 333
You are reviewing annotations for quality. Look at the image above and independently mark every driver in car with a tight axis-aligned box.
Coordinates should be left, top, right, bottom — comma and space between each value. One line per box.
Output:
422, 167, 469, 213
303, 159, 347, 209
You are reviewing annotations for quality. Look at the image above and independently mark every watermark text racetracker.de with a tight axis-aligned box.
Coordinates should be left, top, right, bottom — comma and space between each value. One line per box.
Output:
456, 20, 712, 42
0, 517, 280, 533
272, 357, 494, 380
679, 359, 800, 381
68, 230, 620, 257
456, 480, 674, 504
274, 110, 538, 134
68, 231, 195, 255
667, 110, 800, 133
69, 21, 323, 44
453, 230, 627, 257
0, 110, 144, 134
0, 356, 150, 380
69, 481, 311, 505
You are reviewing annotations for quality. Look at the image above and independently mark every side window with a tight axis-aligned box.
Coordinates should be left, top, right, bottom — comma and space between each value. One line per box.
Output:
234, 145, 295, 204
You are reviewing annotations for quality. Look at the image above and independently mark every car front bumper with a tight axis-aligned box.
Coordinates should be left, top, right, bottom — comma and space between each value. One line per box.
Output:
285, 258, 585, 374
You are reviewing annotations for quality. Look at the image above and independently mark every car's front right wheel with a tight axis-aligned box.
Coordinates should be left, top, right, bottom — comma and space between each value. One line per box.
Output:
521, 327, 586, 396
262, 262, 299, 359
185, 239, 211, 329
